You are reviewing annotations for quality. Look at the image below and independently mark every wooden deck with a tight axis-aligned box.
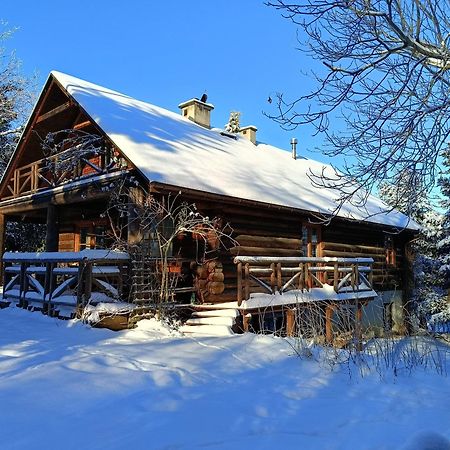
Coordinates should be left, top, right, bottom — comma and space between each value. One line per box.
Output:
233, 256, 376, 343
2, 250, 130, 316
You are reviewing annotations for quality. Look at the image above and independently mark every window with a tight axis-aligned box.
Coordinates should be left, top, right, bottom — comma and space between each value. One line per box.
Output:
76, 222, 108, 251
302, 223, 322, 257
142, 218, 175, 258
385, 235, 396, 266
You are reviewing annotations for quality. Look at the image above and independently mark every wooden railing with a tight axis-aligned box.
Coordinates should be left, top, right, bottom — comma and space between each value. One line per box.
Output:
3, 147, 123, 199
234, 256, 374, 306
2, 250, 130, 313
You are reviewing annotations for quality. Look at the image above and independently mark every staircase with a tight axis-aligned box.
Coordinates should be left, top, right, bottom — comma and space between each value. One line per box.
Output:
179, 302, 241, 336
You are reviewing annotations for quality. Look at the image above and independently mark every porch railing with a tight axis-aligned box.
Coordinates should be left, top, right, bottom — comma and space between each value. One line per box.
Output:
234, 256, 374, 306
2, 250, 130, 312
3, 147, 123, 199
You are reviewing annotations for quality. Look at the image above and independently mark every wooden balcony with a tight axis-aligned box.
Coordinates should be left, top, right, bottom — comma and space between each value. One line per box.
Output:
3, 147, 126, 200
234, 256, 375, 307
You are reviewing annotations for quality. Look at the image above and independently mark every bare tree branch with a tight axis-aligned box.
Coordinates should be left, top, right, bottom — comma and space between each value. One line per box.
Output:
266, 0, 450, 211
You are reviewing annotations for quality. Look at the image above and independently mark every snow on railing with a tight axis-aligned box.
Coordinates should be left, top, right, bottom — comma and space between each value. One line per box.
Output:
2, 250, 130, 315
234, 256, 374, 306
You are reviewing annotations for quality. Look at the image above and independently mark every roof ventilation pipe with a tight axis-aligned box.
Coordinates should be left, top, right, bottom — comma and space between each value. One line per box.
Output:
291, 137, 298, 160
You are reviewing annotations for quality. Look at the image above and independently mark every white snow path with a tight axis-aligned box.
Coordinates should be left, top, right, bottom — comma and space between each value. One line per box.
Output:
0, 307, 449, 450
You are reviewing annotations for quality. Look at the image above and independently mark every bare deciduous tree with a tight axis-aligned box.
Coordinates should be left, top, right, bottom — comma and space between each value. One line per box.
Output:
105, 178, 235, 308
267, 1, 450, 212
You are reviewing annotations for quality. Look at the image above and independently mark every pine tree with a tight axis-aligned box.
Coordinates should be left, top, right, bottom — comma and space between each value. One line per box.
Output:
378, 169, 428, 223
379, 171, 445, 329
438, 146, 450, 289
225, 111, 240, 134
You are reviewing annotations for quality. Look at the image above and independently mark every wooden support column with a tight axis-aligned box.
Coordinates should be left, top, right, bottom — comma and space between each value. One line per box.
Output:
286, 308, 296, 337
244, 263, 250, 300
237, 262, 243, 306
355, 301, 363, 351
0, 214, 6, 285
45, 204, 59, 252
325, 304, 335, 344
243, 313, 251, 332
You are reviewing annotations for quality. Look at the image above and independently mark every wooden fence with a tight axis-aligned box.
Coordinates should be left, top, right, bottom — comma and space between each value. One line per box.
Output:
2, 250, 130, 313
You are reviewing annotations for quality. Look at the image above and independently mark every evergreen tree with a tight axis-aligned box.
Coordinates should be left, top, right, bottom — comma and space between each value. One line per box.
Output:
225, 111, 240, 134
379, 171, 445, 329
438, 146, 450, 289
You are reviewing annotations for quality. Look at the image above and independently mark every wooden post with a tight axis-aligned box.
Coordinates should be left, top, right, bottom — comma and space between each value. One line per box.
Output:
351, 264, 356, 290
277, 262, 282, 293
244, 263, 250, 300
76, 260, 86, 312
298, 263, 303, 290
286, 308, 296, 337
270, 262, 276, 293
243, 313, 251, 332
0, 214, 6, 285
333, 262, 338, 292
19, 262, 27, 308
368, 263, 373, 289
325, 304, 335, 344
31, 162, 38, 192
84, 262, 93, 305
44, 262, 52, 309
305, 262, 310, 290
355, 301, 363, 351
45, 204, 59, 252
237, 261, 242, 306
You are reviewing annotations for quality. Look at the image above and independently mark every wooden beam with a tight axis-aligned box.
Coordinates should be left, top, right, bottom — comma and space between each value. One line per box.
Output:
73, 120, 92, 130
36, 101, 73, 123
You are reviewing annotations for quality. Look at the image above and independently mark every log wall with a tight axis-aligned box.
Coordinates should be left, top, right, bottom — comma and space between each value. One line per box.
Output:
192, 202, 411, 304
321, 221, 404, 291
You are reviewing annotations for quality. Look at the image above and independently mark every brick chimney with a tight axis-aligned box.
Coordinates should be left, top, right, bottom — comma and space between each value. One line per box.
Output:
178, 98, 214, 129
239, 125, 257, 145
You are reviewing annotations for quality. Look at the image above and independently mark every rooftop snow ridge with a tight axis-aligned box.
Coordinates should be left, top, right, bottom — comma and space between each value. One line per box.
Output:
49, 70, 419, 231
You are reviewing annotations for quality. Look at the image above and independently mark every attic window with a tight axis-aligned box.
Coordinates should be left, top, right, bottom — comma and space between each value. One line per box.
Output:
183, 110, 188, 117
243, 130, 247, 135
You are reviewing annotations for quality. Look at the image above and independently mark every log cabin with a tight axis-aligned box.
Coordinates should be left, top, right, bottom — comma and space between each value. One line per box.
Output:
0, 71, 419, 340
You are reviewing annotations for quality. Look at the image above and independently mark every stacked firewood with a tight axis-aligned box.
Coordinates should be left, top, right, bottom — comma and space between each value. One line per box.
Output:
194, 260, 225, 302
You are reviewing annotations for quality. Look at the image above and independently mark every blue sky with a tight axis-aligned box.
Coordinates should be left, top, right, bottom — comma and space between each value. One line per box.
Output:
2, 0, 331, 163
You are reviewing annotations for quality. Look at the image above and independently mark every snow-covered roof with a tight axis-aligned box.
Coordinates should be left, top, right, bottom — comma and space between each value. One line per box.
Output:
50, 71, 419, 231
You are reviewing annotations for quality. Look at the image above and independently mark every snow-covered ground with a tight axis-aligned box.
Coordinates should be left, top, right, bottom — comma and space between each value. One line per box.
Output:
0, 307, 449, 450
